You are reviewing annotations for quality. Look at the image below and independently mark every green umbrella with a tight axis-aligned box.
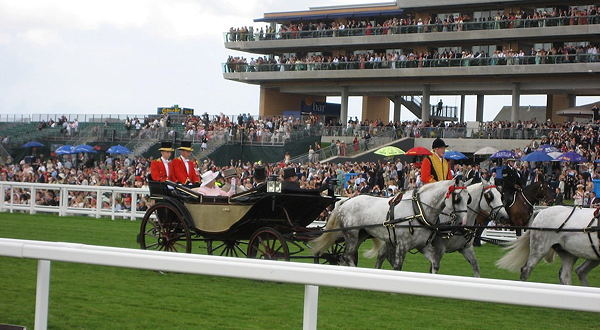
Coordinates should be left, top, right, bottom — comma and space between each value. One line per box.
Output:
374, 146, 405, 157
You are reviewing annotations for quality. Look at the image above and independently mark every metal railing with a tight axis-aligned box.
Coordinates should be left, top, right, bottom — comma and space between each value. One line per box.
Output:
1, 238, 599, 330
0, 182, 150, 220
405, 127, 570, 139
225, 15, 600, 42
223, 54, 600, 73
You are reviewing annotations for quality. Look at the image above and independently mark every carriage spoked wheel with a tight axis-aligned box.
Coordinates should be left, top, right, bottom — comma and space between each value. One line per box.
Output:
318, 239, 346, 265
139, 203, 192, 253
206, 240, 247, 257
247, 227, 290, 261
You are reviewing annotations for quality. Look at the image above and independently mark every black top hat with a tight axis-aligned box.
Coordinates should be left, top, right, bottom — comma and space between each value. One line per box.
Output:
254, 166, 266, 181
158, 141, 174, 152
178, 141, 193, 152
432, 138, 449, 149
283, 167, 297, 179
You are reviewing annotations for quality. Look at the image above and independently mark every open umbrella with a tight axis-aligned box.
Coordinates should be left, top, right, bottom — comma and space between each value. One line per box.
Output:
406, 146, 432, 156
474, 146, 498, 155
537, 144, 559, 153
558, 151, 587, 163
490, 150, 516, 159
444, 150, 467, 160
374, 146, 405, 157
107, 145, 131, 155
521, 151, 553, 162
55, 145, 74, 155
21, 141, 44, 148
73, 144, 97, 153
547, 151, 563, 160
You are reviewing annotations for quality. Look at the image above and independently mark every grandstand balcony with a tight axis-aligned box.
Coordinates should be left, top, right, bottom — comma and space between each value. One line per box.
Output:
225, 16, 600, 54
223, 55, 600, 96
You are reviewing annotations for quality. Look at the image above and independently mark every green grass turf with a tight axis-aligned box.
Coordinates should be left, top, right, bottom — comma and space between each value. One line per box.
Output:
0, 212, 598, 329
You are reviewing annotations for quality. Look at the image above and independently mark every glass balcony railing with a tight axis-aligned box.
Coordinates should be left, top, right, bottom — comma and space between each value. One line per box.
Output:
223, 54, 600, 74
224, 15, 600, 43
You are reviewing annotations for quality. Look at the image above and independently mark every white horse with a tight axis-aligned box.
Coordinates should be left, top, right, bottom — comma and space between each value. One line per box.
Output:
366, 180, 508, 276
311, 179, 471, 271
497, 206, 600, 285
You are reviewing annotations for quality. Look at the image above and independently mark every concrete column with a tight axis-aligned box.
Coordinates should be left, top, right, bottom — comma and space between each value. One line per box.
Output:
393, 97, 402, 123
421, 85, 431, 122
476, 94, 484, 122
546, 94, 576, 123
511, 83, 520, 122
460, 95, 465, 123
340, 87, 349, 126
362, 96, 390, 121
259, 87, 325, 118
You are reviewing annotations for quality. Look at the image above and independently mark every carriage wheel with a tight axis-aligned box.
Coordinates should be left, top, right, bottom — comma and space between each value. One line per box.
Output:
247, 227, 290, 261
206, 240, 247, 257
317, 240, 346, 265
139, 203, 192, 253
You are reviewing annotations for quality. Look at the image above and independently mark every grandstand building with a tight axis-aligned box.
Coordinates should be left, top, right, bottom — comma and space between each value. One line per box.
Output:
223, 0, 600, 123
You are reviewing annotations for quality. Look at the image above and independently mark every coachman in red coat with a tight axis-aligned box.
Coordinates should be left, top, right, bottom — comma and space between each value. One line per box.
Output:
149, 141, 174, 182
169, 141, 200, 186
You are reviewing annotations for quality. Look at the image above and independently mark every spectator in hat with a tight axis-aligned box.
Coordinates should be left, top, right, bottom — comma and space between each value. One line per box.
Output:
150, 141, 174, 182
169, 141, 200, 186
281, 167, 327, 194
502, 158, 523, 206
193, 170, 236, 197
420, 138, 452, 184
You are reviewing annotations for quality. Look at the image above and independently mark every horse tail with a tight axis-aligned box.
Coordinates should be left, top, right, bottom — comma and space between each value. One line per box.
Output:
496, 231, 531, 272
364, 238, 385, 259
310, 199, 346, 255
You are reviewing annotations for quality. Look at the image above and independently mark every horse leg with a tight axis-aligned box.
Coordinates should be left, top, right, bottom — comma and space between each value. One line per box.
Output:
391, 240, 407, 271
341, 230, 360, 267
520, 239, 549, 281
575, 260, 600, 286
555, 249, 577, 285
459, 245, 481, 278
422, 240, 444, 274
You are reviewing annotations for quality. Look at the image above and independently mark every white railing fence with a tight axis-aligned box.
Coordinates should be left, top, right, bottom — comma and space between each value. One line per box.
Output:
0, 182, 148, 220
0, 238, 599, 330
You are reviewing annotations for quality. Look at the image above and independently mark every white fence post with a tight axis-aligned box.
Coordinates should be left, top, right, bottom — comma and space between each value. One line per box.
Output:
130, 193, 137, 221
30, 187, 36, 215
35, 259, 51, 330
9, 186, 14, 213
59, 187, 67, 216
95, 190, 102, 219
303, 285, 319, 330
0, 183, 4, 212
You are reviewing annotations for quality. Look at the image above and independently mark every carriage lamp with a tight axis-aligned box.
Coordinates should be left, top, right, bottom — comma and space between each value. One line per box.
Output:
267, 175, 281, 193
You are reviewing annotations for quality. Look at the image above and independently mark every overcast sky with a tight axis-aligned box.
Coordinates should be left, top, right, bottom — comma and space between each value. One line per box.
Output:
0, 0, 598, 122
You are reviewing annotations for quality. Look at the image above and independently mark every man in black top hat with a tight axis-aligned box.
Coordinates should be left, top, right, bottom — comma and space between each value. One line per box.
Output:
150, 141, 174, 182
502, 158, 522, 206
281, 167, 327, 194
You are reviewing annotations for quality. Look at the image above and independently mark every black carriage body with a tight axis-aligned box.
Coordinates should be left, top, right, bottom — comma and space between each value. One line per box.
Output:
146, 180, 336, 241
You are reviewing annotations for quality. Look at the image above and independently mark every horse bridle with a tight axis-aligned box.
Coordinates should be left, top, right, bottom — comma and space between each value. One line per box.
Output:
469, 184, 504, 222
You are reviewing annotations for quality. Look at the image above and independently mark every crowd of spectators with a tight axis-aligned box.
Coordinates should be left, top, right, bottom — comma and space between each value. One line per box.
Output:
228, 6, 599, 41
225, 44, 599, 73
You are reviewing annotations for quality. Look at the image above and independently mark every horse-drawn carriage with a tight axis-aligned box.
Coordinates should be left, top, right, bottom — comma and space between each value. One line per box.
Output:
137, 178, 343, 263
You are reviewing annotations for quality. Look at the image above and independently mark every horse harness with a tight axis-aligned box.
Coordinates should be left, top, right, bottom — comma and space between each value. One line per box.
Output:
383, 186, 469, 248
553, 205, 600, 259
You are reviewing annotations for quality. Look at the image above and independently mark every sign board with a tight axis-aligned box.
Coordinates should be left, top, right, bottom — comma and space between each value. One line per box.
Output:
300, 101, 341, 117
157, 105, 194, 116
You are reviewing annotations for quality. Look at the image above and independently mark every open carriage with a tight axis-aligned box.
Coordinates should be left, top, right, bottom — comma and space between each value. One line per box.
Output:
137, 179, 344, 263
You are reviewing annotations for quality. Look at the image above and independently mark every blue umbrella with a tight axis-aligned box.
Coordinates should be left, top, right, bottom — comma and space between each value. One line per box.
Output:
558, 151, 587, 163
444, 150, 467, 160
55, 145, 74, 155
107, 145, 131, 155
521, 151, 553, 162
73, 144, 97, 153
537, 144, 559, 153
22, 141, 44, 148
490, 150, 516, 159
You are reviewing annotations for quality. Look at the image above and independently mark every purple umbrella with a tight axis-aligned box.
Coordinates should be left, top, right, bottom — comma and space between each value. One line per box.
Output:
537, 144, 559, 153
558, 151, 587, 163
490, 150, 516, 159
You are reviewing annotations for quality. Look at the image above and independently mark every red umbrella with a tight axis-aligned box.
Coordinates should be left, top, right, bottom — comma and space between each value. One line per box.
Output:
406, 147, 432, 156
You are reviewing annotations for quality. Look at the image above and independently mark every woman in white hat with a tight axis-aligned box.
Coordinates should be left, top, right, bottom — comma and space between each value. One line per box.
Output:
193, 170, 237, 197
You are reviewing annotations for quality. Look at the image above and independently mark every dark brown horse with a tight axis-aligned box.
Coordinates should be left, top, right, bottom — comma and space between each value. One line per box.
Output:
505, 181, 554, 235
474, 180, 553, 242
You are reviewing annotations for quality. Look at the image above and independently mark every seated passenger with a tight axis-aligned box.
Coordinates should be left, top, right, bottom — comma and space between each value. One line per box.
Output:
193, 171, 236, 197
220, 168, 247, 194
281, 167, 327, 194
